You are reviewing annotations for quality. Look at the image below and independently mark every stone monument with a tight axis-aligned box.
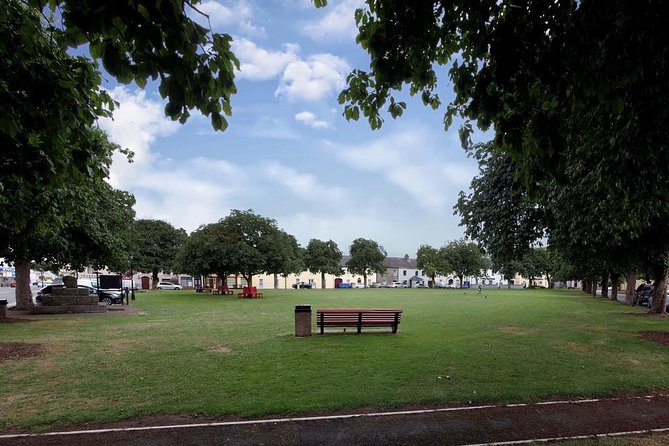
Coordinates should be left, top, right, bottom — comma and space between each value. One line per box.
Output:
33, 275, 106, 314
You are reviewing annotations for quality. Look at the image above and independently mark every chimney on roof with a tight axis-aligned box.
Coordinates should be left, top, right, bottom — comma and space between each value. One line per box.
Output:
404, 254, 409, 262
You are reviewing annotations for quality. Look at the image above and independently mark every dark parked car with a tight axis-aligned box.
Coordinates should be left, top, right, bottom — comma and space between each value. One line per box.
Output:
635, 284, 654, 306
292, 282, 313, 289
35, 284, 123, 306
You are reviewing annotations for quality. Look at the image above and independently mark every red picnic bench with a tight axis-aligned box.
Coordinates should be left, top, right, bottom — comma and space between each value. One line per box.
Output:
316, 308, 403, 334
238, 286, 263, 299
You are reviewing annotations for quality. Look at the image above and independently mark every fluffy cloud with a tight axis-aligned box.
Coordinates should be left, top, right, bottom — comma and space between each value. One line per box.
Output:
276, 54, 349, 101
263, 161, 346, 202
331, 125, 478, 210
303, 0, 363, 41
295, 111, 329, 129
233, 39, 300, 81
99, 88, 246, 232
193, 1, 264, 37
99, 87, 179, 183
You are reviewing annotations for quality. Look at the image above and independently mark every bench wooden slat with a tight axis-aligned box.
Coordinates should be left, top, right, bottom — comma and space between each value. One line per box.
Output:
316, 308, 402, 334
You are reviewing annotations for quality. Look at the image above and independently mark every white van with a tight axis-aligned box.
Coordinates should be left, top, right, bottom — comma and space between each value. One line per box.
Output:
77, 279, 98, 289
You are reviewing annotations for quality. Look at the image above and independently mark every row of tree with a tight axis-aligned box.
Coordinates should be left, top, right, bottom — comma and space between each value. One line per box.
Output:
337, 1, 669, 313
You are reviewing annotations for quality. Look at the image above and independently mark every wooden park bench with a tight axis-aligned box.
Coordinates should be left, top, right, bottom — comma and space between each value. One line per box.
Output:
238, 286, 263, 299
316, 308, 403, 334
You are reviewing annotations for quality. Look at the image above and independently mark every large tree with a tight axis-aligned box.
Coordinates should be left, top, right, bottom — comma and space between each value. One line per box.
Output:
131, 220, 187, 288
2, 0, 240, 307
175, 210, 299, 287
455, 143, 545, 266
264, 231, 304, 289
440, 240, 487, 288
304, 239, 343, 289
340, 0, 669, 313
416, 244, 451, 288
2, 129, 135, 310
175, 223, 237, 285
346, 238, 387, 287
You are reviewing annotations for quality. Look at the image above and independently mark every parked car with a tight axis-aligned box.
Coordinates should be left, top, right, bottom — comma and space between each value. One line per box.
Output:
9, 280, 16, 287
635, 284, 654, 306
292, 282, 313, 289
353, 283, 365, 288
156, 281, 181, 290
338, 283, 352, 288
35, 284, 122, 305
389, 282, 405, 288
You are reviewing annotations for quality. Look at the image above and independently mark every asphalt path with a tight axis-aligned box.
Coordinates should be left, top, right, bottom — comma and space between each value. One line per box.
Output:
3, 393, 669, 446
0, 286, 17, 306
0, 286, 41, 307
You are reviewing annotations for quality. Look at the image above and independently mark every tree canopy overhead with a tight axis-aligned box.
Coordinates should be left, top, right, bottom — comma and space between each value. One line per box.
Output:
343, 0, 669, 311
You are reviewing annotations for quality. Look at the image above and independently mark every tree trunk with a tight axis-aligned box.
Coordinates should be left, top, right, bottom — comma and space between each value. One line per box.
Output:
601, 273, 609, 299
459, 274, 464, 288
649, 266, 668, 314
363, 272, 367, 287
582, 280, 588, 293
273, 273, 279, 289
610, 273, 620, 301
431, 273, 436, 288
625, 271, 636, 305
591, 277, 597, 297
14, 257, 34, 310
152, 270, 159, 289
321, 271, 326, 289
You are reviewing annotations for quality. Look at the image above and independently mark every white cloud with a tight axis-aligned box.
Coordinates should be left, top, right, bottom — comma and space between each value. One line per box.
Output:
193, 1, 265, 37
99, 88, 250, 232
295, 111, 329, 129
276, 54, 349, 101
331, 125, 477, 210
247, 115, 302, 139
263, 161, 346, 203
233, 39, 300, 81
99, 87, 179, 186
303, 0, 363, 42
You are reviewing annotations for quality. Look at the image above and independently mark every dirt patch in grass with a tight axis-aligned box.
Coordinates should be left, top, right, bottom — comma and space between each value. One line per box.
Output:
212, 345, 232, 353
639, 331, 669, 346
498, 325, 538, 335
0, 342, 44, 362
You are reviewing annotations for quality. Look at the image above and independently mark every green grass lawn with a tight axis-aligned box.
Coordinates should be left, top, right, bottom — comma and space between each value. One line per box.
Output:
1, 288, 668, 431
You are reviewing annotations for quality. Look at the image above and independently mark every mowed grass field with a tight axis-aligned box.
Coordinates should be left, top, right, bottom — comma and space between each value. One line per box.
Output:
1, 287, 668, 431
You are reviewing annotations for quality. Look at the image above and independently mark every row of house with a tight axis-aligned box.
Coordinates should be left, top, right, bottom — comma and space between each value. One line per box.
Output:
18, 254, 563, 291
108, 255, 522, 290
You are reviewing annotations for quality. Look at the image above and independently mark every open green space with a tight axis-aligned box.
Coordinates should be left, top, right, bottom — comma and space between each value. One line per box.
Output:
1, 288, 668, 431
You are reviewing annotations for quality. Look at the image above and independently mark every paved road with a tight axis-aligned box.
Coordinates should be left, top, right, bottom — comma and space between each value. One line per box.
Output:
2, 393, 669, 446
0, 286, 16, 306
0, 286, 40, 307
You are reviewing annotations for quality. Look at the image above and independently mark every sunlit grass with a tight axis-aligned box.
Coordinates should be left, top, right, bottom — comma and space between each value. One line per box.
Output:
1, 287, 668, 431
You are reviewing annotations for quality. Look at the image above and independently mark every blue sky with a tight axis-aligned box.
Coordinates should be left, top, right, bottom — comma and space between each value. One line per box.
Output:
99, 0, 481, 257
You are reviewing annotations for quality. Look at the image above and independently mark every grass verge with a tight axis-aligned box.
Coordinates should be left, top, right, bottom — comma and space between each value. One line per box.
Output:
0, 288, 667, 431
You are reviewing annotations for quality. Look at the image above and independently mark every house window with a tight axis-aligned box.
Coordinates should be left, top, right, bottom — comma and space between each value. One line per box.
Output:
403, 271, 407, 276
415, 271, 419, 276
259, 278, 264, 289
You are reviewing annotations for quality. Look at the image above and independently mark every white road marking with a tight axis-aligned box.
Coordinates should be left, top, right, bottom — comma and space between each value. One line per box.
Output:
0, 394, 667, 440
